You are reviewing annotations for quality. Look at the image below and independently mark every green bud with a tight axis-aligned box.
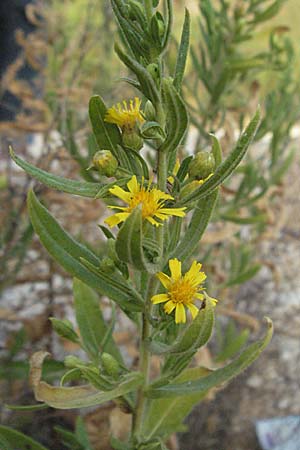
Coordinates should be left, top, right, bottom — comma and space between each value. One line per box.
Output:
92, 150, 118, 177
144, 100, 156, 121
122, 130, 144, 151
188, 151, 215, 180
128, 0, 144, 21
50, 318, 79, 343
101, 352, 120, 377
180, 179, 204, 198
64, 355, 86, 369
99, 256, 115, 274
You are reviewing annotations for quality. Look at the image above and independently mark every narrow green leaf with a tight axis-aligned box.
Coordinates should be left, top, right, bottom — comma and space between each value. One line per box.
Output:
89, 96, 122, 158
30, 352, 143, 409
162, 0, 173, 50
115, 207, 160, 273
171, 189, 218, 262
160, 78, 188, 172
75, 416, 93, 450
10, 148, 101, 198
179, 108, 261, 205
54, 426, 85, 450
209, 133, 222, 166
27, 190, 144, 312
215, 328, 250, 363
224, 264, 261, 287
150, 297, 215, 356
141, 367, 210, 440
0, 426, 49, 450
173, 9, 190, 91
176, 155, 193, 182
73, 279, 123, 362
220, 213, 267, 225
147, 318, 273, 398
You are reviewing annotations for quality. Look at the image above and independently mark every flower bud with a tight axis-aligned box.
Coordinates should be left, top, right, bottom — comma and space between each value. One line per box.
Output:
180, 179, 204, 198
188, 151, 215, 180
99, 256, 115, 274
122, 130, 144, 151
101, 352, 120, 377
144, 100, 156, 121
92, 150, 118, 177
50, 317, 79, 343
64, 355, 86, 369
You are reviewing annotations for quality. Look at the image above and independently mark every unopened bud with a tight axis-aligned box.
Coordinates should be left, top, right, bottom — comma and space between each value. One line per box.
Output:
180, 179, 204, 198
101, 352, 120, 377
122, 130, 144, 151
99, 257, 115, 274
50, 318, 79, 343
92, 150, 118, 177
188, 152, 215, 180
64, 355, 86, 369
144, 100, 156, 121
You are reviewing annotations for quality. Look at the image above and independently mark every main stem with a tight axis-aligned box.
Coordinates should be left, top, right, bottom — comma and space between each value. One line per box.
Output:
133, 149, 167, 441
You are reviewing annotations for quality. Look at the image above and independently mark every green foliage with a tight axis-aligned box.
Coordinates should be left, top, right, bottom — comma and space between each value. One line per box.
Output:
0, 426, 49, 450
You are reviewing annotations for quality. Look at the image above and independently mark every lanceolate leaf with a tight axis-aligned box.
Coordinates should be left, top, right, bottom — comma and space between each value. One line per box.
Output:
89, 96, 121, 158
0, 426, 49, 450
10, 148, 100, 198
115, 207, 160, 273
147, 318, 273, 398
160, 78, 188, 172
173, 9, 190, 91
149, 297, 215, 357
27, 190, 143, 312
30, 352, 143, 409
73, 279, 123, 362
141, 367, 211, 441
171, 189, 219, 262
179, 108, 261, 205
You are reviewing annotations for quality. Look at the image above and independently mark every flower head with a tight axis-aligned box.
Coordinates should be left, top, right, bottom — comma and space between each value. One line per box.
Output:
151, 258, 217, 324
104, 176, 186, 228
105, 97, 145, 131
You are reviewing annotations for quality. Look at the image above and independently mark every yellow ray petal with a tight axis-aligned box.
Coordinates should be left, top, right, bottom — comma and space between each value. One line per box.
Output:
169, 258, 182, 281
151, 293, 169, 304
157, 272, 171, 289
127, 175, 139, 193
104, 212, 129, 228
164, 300, 176, 314
108, 186, 131, 203
187, 302, 199, 319
175, 303, 186, 324
159, 207, 186, 217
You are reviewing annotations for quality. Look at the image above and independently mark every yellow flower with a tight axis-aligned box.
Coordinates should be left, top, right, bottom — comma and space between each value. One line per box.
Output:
151, 258, 217, 324
105, 97, 145, 131
104, 176, 186, 228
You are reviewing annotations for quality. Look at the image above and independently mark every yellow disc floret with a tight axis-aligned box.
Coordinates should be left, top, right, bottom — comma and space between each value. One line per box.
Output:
105, 97, 145, 131
104, 176, 186, 228
151, 258, 217, 324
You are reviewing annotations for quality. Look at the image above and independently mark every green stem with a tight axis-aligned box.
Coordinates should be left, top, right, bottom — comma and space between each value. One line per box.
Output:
143, 0, 153, 23
132, 134, 167, 443
132, 276, 156, 439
